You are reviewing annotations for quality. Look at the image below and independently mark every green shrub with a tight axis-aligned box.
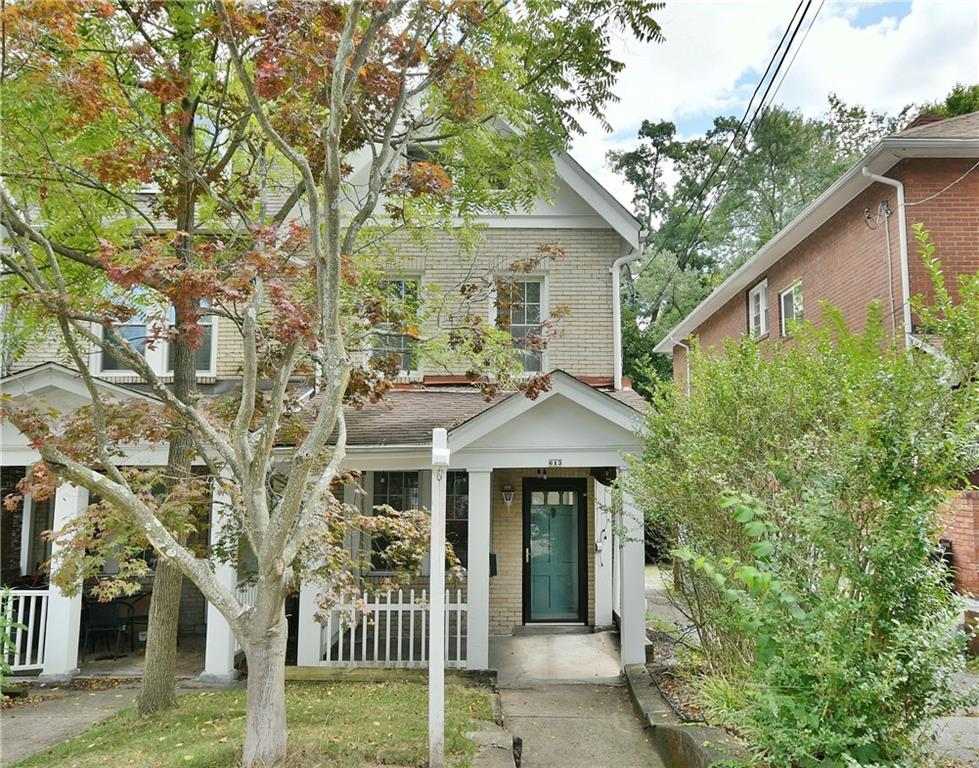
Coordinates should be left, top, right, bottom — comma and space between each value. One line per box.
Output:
632, 240, 979, 766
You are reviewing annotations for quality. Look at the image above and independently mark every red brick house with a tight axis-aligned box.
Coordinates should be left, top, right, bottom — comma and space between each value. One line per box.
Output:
654, 111, 979, 596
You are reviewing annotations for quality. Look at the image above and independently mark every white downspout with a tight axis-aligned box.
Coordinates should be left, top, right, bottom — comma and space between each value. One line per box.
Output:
862, 168, 911, 348
671, 336, 691, 396
611, 235, 645, 390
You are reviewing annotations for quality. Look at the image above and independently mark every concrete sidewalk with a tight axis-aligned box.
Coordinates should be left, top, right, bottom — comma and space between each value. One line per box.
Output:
1, 684, 139, 766
498, 685, 663, 768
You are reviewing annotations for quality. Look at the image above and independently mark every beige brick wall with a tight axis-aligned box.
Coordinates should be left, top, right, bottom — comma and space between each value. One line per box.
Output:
405, 227, 619, 378
9, 227, 621, 382
489, 467, 595, 635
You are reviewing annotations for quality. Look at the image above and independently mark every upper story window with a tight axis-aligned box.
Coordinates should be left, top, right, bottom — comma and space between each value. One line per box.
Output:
747, 279, 768, 339
372, 278, 419, 375
779, 282, 803, 337
97, 304, 216, 377
165, 307, 216, 374
100, 317, 148, 371
496, 278, 544, 373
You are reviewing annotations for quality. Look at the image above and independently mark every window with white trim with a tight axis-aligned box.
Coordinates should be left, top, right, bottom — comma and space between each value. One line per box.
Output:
496, 278, 543, 372
445, 471, 469, 568
165, 306, 216, 374
779, 282, 803, 337
747, 279, 768, 339
100, 317, 148, 371
372, 278, 419, 375
97, 303, 216, 376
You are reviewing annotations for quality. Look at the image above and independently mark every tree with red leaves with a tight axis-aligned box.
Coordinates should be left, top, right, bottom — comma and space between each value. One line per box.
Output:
1, 1, 663, 764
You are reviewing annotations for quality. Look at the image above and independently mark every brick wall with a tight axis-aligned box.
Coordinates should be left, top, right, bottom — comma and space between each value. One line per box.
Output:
10, 227, 622, 382
942, 491, 979, 597
671, 157, 979, 379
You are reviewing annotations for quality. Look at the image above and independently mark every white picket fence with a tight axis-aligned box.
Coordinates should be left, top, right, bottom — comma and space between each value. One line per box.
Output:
2, 589, 50, 672
321, 588, 467, 668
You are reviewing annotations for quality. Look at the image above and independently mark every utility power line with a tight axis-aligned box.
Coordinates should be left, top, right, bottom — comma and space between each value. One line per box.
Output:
635, 0, 820, 303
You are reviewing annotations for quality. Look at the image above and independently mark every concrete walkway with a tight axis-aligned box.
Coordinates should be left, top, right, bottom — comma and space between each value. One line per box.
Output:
499, 685, 663, 768
489, 630, 622, 687
479, 631, 664, 768
1, 684, 140, 766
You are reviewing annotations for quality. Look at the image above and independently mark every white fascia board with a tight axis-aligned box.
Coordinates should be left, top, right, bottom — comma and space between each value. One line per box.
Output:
652, 138, 979, 355
553, 153, 642, 251
0, 362, 159, 403
447, 371, 642, 452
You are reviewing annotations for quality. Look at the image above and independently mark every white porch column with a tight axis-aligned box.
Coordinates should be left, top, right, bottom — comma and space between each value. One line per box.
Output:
296, 579, 322, 667
200, 478, 238, 683
297, 481, 358, 666
618, 469, 646, 668
39, 483, 87, 682
466, 469, 492, 670
593, 481, 613, 628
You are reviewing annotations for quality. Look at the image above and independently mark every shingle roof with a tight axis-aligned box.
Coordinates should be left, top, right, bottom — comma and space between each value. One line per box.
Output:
893, 111, 979, 139
303, 380, 647, 447
336, 389, 504, 446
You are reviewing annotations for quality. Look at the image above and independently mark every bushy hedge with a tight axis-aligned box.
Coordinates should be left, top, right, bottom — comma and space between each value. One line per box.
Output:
632, 245, 979, 766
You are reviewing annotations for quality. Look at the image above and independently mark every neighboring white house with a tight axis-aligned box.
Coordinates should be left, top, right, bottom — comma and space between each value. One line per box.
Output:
0, 148, 648, 681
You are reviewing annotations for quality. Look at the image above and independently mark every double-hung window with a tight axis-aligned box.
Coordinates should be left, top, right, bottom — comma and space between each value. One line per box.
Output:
100, 315, 148, 372
373, 279, 419, 375
779, 282, 803, 337
165, 305, 216, 374
370, 471, 420, 570
747, 280, 768, 339
496, 278, 543, 372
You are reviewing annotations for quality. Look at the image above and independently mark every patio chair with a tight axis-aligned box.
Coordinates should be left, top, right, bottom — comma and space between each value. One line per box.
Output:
81, 601, 130, 660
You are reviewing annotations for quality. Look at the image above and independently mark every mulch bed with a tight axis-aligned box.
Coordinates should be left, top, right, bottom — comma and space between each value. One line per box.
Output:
645, 627, 707, 723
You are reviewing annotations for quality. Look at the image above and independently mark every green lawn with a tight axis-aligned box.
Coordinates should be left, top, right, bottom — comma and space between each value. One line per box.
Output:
12, 680, 494, 768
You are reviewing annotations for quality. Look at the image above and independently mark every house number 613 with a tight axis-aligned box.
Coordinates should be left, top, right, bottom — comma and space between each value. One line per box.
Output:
548, 459, 563, 466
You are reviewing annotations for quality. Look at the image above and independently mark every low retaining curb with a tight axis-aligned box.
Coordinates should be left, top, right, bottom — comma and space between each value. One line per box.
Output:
624, 665, 748, 768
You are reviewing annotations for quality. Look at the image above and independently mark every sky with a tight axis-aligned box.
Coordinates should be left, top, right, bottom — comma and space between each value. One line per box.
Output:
571, 0, 979, 208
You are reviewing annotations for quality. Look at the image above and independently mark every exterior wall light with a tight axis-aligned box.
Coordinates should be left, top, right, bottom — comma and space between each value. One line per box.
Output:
501, 484, 514, 509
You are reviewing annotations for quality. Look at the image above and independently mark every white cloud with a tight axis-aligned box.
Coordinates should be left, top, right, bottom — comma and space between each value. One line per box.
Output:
573, 0, 979, 208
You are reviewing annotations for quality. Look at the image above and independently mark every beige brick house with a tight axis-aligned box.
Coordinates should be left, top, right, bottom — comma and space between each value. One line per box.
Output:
654, 111, 979, 596
1, 149, 649, 681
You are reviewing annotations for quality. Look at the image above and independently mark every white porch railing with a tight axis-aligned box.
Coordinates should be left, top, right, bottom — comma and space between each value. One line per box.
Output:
2, 589, 50, 672
321, 588, 467, 668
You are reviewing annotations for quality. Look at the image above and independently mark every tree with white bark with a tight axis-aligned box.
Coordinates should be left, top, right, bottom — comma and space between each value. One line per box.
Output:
1, 1, 663, 764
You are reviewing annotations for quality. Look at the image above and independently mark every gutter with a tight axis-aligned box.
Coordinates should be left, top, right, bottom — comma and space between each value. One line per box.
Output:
612, 234, 645, 390
862, 167, 912, 348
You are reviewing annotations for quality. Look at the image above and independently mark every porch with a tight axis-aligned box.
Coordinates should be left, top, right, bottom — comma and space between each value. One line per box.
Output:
2, 370, 647, 681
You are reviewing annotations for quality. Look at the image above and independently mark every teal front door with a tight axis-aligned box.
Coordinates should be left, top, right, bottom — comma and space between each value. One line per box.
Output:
523, 479, 586, 623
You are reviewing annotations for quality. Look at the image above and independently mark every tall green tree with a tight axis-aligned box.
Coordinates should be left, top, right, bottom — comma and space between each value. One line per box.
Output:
610, 97, 909, 391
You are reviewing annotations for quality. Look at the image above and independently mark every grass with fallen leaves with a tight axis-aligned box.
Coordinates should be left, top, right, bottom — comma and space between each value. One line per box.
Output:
10, 680, 494, 768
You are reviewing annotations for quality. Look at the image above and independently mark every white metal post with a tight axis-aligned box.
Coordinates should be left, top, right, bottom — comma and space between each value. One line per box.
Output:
429, 428, 450, 768
619, 469, 646, 667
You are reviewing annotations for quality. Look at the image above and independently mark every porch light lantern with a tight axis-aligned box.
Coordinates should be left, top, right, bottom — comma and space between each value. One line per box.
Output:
501, 484, 514, 509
